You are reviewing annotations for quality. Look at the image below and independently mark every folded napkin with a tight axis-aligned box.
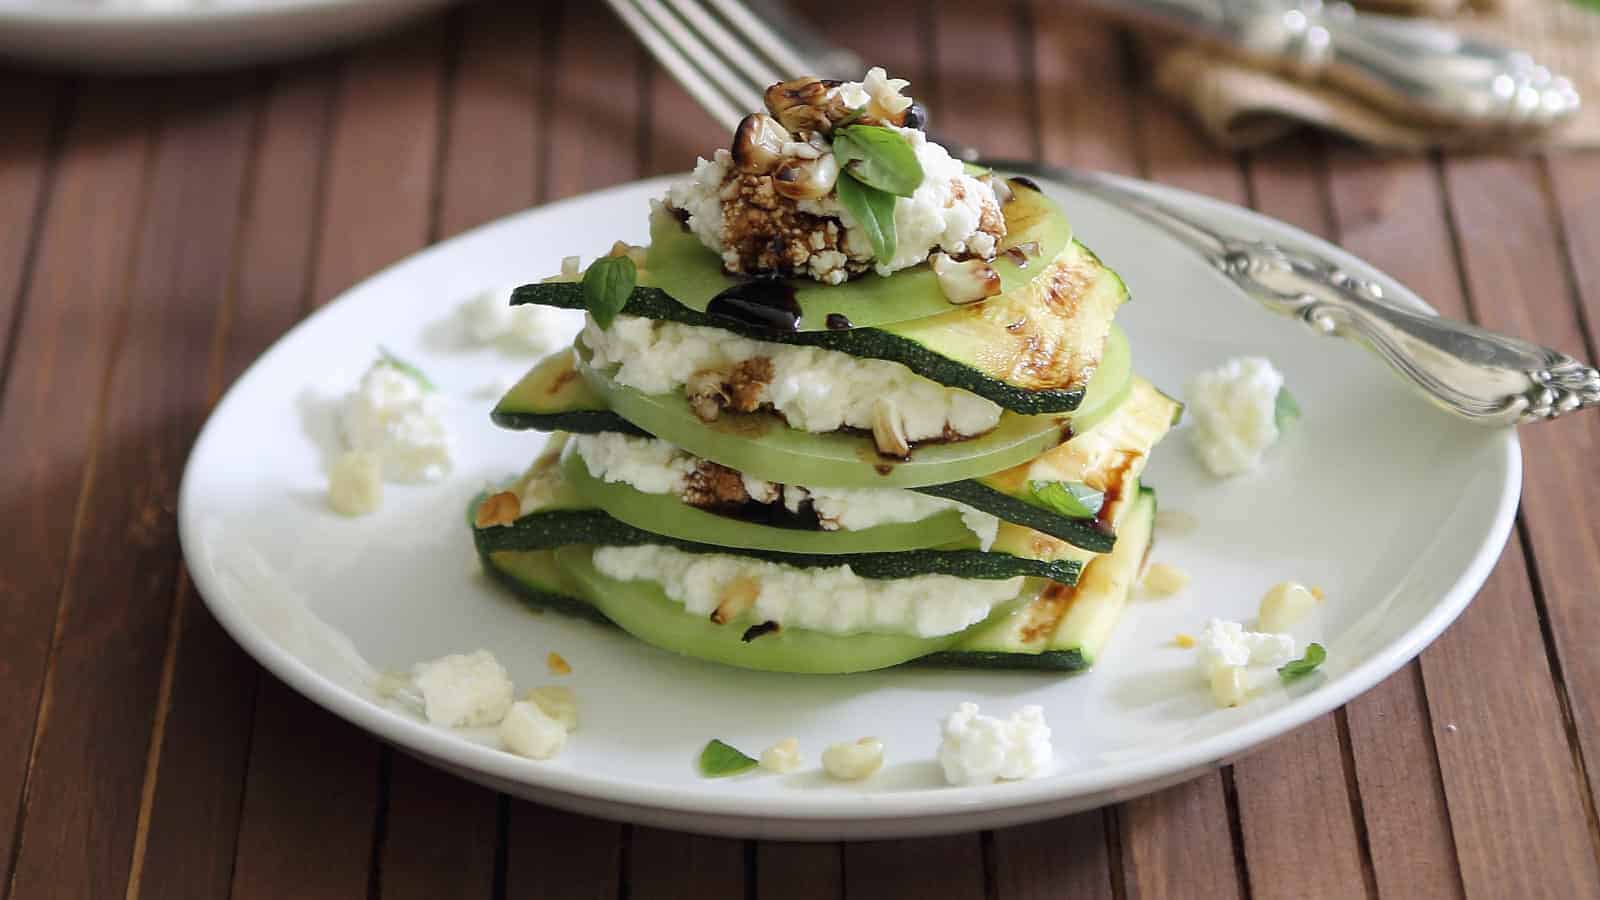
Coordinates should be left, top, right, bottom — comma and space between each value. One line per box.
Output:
1150, 0, 1600, 150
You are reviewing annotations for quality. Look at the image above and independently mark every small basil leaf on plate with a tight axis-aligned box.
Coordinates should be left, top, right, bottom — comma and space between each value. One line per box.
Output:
378, 345, 435, 391
836, 174, 898, 262
582, 254, 637, 330
1278, 642, 1326, 682
1274, 386, 1300, 431
698, 739, 758, 778
832, 125, 923, 197
1028, 480, 1105, 519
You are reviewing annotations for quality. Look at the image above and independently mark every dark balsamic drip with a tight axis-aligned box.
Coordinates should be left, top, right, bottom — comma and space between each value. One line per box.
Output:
741, 621, 781, 642
705, 497, 825, 531
825, 312, 852, 330
1007, 175, 1042, 192
705, 280, 802, 333
667, 204, 691, 231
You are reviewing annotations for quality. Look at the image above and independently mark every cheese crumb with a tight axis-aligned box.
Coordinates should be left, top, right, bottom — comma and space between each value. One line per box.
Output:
1196, 618, 1297, 676
411, 650, 514, 727
759, 738, 804, 774
1141, 562, 1190, 596
937, 703, 1053, 786
821, 737, 884, 781
1186, 356, 1287, 478
459, 287, 566, 352
341, 361, 452, 483
327, 450, 383, 516
500, 700, 568, 760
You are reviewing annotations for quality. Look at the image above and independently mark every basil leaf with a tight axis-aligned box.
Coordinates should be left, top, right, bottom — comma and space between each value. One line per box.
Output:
1274, 386, 1300, 431
832, 125, 923, 197
1028, 480, 1104, 519
1278, 643, 1326, 682
377, 346, 435, 392
582, 255, 637, 330
836, 174, 898, 262
698, 739, 758, 778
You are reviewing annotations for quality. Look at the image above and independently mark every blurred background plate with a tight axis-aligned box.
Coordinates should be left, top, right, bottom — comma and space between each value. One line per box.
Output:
0, 0, 460, 71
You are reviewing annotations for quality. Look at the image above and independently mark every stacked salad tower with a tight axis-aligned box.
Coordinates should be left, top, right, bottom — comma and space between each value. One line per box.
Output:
470, 69, 1179, 675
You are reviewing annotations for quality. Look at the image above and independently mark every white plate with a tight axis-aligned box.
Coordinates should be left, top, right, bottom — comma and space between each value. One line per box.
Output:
179, 174, 1520, 840
0, 0, 456, 72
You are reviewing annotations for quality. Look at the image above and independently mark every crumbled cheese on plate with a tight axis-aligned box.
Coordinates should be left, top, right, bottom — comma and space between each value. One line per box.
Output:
938, 702, 1053, 786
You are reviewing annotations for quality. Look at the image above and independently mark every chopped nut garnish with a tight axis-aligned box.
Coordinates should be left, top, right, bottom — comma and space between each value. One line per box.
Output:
546, 652, 572, 676
711, 575, 760, 625
682, 461, 752, 509
1175, 633, 1197, 649
871, 398, 912, 458
685, 358, 775, 422
732, 112, 789, 174
1311, 586, 1327, 602
474, 491, 520, 528
772, 153, 840, 201
686, 369, 729, 422
763, 76, 848, 135
929, 252, 1002, 305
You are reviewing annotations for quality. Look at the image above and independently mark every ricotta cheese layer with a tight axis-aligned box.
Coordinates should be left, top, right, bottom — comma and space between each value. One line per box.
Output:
591, 544, 1022, 638
569, 432, 1000, 548
582, 315, 1002, 441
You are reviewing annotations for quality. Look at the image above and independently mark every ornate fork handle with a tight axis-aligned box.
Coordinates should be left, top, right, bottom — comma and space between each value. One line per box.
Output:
1217, 240, 1600, 423
1001, 160, 1600, 425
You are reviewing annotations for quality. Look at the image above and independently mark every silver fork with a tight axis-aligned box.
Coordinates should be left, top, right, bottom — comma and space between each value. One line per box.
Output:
602, 0, 1600, 425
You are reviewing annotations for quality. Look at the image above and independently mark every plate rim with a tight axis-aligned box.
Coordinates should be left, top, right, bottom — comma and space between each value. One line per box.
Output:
178, 172, 1522, 825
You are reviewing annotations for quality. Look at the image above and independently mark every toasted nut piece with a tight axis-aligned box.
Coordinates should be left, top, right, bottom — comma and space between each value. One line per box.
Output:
686, 369, 729, 422
764, 76, 839, 134
760, 738, 803, 773
474, 490, 520, 528
871, 398, 911, 458
710, 575, 760, 625
1175, 633, 1197, 649
929, 252, 1002, 305
546, 652, 572, 675
772, 153, 840, 201
822, 737, 884, 781
1210, 665, 1248, 708
732, 113, 791, 174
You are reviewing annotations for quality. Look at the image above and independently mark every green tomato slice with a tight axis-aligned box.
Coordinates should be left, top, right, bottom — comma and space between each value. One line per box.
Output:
560, 452, 978, 554
640, 182, 1072, 331
553, 545, 1035, 674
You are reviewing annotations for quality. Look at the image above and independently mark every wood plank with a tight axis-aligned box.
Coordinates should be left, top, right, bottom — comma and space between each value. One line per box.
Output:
629, 828, 746, 899
991, 815, 1115, 900
1226, 137, 1373, 900
379, 756, 498, 900
845, 836, 987, 899
6, 73, 258, 900
134, 64, 339, 900
1119, 775, 1241, 899
437, 0, 547, 238
1542, 150, 1600, 828
1115, 62, 1247, 900
1031, 3, 1138, 176
230, 677, 384, 900
0, 69, 68, 891
230, 23, 450, 899
930, 0, 1032, 159
544, 0, 646, 201
1428, 152, 1600, 894
643, 57, 722, 178
502, 803, 622, 899
0, 71, 63, 380
1323, 150, 1471, 899
0, 79, 158, 896
756, 841, 843, 900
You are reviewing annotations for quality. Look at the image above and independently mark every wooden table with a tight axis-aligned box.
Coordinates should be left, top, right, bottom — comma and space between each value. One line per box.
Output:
3, 1, 1599, 896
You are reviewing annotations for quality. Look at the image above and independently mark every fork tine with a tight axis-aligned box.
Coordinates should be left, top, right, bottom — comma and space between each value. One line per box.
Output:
701, 0, 816, 81
604, 0, 746, 132
667, 0, 787, 95
631, 0, 769, 122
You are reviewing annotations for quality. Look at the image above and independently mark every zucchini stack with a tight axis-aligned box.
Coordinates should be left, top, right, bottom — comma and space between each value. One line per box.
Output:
470, 74, 1179, 675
